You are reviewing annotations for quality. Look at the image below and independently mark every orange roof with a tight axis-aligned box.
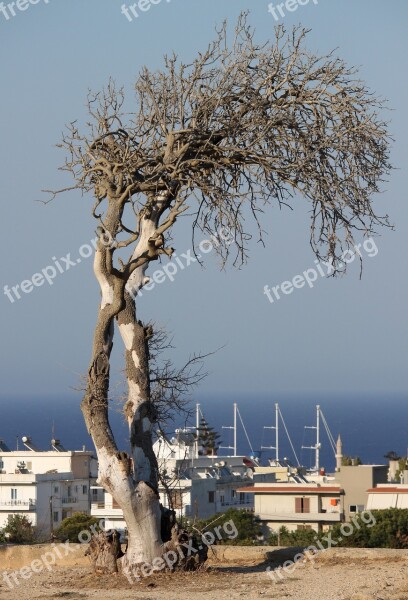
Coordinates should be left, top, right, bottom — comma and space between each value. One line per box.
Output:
239, 486, 342, 494
367, 488, 408, 493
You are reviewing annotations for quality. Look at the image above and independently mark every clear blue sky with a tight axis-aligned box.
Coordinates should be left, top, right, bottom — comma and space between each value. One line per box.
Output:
0, 0, 407, 402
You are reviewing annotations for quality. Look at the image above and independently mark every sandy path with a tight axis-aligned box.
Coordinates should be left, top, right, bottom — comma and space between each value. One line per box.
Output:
0, 548, 407, 600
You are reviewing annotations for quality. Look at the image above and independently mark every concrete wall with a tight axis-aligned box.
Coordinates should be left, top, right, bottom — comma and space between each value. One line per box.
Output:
337, 465, 388, 520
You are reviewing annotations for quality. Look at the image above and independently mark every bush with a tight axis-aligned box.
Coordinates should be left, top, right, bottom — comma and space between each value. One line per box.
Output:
331, 509, 408, 549
188, 508, 263, 545
54, 513, 101, 543
267, 525, 318, 547
3, 515, 35, 544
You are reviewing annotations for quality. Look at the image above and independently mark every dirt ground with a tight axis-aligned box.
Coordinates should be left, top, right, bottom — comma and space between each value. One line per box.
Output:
0, 547, 407, 600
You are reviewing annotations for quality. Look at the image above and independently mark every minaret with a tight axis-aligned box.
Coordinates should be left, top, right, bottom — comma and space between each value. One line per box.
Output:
335, 434, 343, 471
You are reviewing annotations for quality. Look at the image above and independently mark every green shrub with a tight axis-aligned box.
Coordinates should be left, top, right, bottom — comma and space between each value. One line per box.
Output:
3, 515, 35, 544
54, 513, 101, 543
188, 508, 263, 545
267, 525, 317, 547
331, 509, 408, 549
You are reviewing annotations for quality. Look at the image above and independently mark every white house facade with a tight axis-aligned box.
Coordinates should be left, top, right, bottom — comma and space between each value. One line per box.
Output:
0, 443, 97, 537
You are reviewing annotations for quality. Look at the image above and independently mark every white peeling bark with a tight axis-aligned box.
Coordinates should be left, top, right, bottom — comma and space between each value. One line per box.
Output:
126, 193, 168, 298
97, 448, 163, 569
94, 248, 114, 309
120, 482, 163, 571
117, 311, 156, 485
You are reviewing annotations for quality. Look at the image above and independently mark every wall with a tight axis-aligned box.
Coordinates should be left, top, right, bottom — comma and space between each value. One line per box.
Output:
337, 466, 388, 521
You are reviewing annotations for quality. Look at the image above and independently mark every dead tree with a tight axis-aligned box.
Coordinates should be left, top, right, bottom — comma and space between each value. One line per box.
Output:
47, 14, 392, 575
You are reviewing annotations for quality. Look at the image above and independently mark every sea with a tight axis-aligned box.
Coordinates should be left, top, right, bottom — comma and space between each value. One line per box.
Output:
0, 393, 406, 473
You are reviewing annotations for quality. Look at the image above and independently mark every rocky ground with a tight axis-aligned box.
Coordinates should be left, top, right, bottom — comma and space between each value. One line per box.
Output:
0, 547, 407, 600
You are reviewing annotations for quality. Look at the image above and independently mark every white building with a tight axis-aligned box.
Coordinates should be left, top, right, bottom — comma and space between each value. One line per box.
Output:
367, 484, 408, 509
239, 482, 343, 534
91, 429, 256, 535
0, 437, 97, 537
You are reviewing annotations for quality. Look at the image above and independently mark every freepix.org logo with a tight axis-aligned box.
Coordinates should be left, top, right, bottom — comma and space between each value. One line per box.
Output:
0, 0, 51, 22
121, 0, 171, 22
263, 238, 379, 305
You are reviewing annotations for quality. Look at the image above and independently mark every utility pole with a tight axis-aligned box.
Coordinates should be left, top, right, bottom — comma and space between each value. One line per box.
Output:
49, 495, 53, 539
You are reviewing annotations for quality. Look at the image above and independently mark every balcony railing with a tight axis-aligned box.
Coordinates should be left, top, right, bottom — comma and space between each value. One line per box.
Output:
220, 499, 253, 507
0, 500, 36, 508
257, 511, 342, 522
62, 497, 78, 504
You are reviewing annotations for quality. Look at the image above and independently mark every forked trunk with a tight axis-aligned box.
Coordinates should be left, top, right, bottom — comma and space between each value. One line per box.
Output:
82, 195, 205, 575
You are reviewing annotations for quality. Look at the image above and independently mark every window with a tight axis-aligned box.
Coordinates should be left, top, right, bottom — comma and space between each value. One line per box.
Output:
82, 485, 88, 495
295, 497, 310, 513
11, 488, 17, 500
349, 504, 364, 513
239, 492, 245, 504
297, 524, 312, 531
54, 486, 59, 494
220, 494, 225, 505
169, 490, 183, 509
208, 491, 215, 503
67, 486, 71, 497
92, 489, 98, 497
231, 489, 236, 498
53, 511, 59, 523
0, 458, 4, 470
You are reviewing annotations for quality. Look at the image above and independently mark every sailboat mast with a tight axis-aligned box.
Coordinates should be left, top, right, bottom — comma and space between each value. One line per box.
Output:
275, 402, 279, 462
195, 403, 200, 459
316, 404, 320, 471
233, 402, 237, 457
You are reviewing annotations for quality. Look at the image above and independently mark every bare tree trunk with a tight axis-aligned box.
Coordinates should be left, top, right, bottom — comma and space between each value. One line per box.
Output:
82, 200, 175, 572
116, 290, 164, 568
85, 530, 123, 573
114, 198, 180, 571
81, 193, 203, 574
117, 293, 158, 484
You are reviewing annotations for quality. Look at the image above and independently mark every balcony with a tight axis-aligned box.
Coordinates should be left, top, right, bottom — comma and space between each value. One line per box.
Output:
257, 511, 342, 523
0, 500, 36, 510
62, 497, 78, 504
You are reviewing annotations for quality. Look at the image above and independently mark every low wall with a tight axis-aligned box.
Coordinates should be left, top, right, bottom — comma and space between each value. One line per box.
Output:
1, 543, 407, 571
0, 543, 87, 570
